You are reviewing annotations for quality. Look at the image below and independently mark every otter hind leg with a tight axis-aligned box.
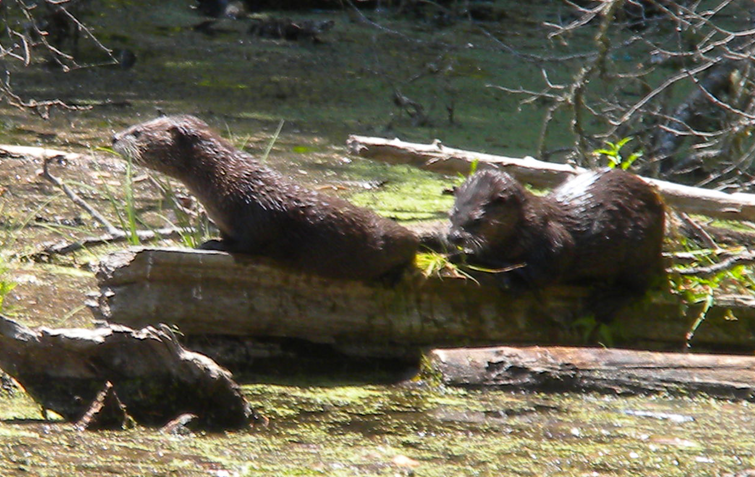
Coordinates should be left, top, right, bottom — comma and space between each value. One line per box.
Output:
198, 232, 242, 253
198, 239, 233, 252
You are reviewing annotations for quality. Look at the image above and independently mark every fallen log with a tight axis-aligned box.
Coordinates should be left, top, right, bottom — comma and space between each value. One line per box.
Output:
91, 248, 755, 365
346, 135, 755, 222
429, 346, 755, 401
0, 316, 253, 430
0, 144, 83, 161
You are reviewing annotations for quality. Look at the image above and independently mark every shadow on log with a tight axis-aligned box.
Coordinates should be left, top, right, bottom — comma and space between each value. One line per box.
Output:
0, 316, 253, 430
430, 346, 755, 401
91, 248, 755, 370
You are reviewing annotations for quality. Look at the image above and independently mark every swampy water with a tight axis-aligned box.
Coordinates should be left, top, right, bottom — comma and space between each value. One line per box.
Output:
0, 1, 754, 475
2, 379, 755, 476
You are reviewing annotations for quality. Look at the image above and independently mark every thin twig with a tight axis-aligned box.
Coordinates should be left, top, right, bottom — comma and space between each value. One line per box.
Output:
676, 212, 718, 249
27, 227, 186, 261
33, 155, 189, 259
673, 252, 755, 277
41, 156, 121, 236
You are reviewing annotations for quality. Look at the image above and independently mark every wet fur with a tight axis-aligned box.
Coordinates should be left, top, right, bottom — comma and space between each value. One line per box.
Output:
112, 115, 419, 281
448, 168, 666, 292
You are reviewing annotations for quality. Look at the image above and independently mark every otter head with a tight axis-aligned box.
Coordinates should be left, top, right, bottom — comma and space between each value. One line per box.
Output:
111, 115, 216, 182
448, 169, 525, 254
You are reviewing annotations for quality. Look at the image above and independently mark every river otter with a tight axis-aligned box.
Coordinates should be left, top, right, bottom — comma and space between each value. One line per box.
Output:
112, 115, 418, 281
448, 168, 666, 292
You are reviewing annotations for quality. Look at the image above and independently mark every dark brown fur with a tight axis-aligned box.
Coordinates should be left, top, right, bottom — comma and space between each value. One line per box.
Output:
112, 115, 418, 281
448, 168, 666, 292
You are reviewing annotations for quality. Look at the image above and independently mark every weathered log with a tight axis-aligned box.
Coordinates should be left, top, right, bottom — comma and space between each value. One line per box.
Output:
0, 316, 253, 430
430, 346, 755, 401
91, 248, 755, 364
346, 135, 755, 222
0, 144, 83, 161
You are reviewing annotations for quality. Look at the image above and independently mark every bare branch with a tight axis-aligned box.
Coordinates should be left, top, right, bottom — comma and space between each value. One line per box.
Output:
486, 0, 755, 181
0, 0, 116, 115
29, 154, 187, 260
673, 252, 755, 277
41, 156, 122, 236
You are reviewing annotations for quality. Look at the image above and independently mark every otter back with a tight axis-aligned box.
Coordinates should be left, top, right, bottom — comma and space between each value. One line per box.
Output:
448, 168, 665, 292
112, 115, 418, 281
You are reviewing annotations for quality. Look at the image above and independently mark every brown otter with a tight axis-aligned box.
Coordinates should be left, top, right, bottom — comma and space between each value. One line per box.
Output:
448, 168, 666, 293
112, 115, 418, 281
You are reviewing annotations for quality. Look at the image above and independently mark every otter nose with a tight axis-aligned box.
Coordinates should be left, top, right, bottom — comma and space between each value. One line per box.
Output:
111, 134, 118, 146
447, 230, 464, 246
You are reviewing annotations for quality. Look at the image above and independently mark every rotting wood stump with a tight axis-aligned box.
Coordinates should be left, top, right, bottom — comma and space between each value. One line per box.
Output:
0, 316, 253, 430
91, 247, 755, 367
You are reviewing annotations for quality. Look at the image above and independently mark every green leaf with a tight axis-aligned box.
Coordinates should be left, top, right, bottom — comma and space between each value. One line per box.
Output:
615, 137, 633, 149
469, 159, 479, 176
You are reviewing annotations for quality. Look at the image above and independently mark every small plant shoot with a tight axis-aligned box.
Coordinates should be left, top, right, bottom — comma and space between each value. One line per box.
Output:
594, 138, 643, 170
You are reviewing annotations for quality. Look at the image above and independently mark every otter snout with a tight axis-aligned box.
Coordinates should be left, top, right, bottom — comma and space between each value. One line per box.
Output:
111, 133, 125, 155
111, 132, 132, 160
446, 228, 482, 255
448, 229, 473, 249
447, 229, 464, 246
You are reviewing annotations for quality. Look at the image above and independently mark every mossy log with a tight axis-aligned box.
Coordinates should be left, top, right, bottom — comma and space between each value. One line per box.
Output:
430, 346, 755, 400
0, 315, 252, 430
91, 248, 755, 366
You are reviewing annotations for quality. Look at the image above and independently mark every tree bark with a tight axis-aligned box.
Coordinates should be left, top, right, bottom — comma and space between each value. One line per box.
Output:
430, 346, 755, 400
0, 315, 253, 430
91, 248, 755, 364
346, 135, 755, 222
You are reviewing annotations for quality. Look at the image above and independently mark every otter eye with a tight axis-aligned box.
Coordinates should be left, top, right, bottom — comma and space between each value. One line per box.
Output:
131, 130, 142, 139
467, 217, 484, 229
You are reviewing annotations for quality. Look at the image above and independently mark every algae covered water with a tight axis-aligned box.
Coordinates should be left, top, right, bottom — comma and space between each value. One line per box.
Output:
1, 381, 754, 476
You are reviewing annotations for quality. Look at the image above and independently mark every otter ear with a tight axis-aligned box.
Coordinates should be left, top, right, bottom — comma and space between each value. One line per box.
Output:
167, 124, 184, 139
491, 192, 510, 204
490, 190, 522, 208
169, 124, 199, 145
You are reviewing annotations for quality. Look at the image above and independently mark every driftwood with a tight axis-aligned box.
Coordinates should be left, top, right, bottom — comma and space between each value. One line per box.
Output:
91, 248, 755, 365
346, 135, 755, 223
0, 144, 83, 161
0, 315, 252, 430
30, 226, 186, 260
430, 346, 755, 401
